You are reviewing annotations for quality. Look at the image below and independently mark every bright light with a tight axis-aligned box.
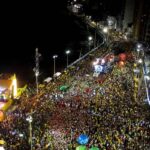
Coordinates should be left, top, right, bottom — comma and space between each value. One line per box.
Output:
94, 65, 103, 73
54, 72, 61, 77
26, 116, 33, 123
93, 59, 100, 66
19, 133, 24, 137
44, 77, 52, 83
88, 36, 93, 41
0, 140, 5, 145
103, 27, 108, 33
133, 69, 140, 73
137, 43, 142, 49
12, 78, 17, 98
74, 4, 77, 8
108, 20, 113, 26
0, 102, 5, 109
66, 50, 71, 55
138, 59, 143, 63
148, 100, 150, 105
0, 147, 5, 150
93, 61, 98, 66
144, 75, 150, 80
0, 87, 5, 93
101, 59, 105, 64
35, 71, 39, 77
91, 21, 96, 26
53, 55, 58, 59
137, 48, 140, 52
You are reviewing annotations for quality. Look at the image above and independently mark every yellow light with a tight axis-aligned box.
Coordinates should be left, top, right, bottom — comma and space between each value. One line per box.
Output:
0, 140, 5, 145
134, 77, 138, 82
12, 77, 17, 98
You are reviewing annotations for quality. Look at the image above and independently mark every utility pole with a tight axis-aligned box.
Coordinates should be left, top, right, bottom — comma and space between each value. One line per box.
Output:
94, 29, 96, 48
26, 115, 33, 150
94, 24, 97, 48
53, 55, 58, 76
34, 48, 41, 95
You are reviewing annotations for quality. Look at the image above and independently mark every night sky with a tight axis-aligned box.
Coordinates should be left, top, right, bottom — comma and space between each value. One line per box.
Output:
0, 0, 123, 86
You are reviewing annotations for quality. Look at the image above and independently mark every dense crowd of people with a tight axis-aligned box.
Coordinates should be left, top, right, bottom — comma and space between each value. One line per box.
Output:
0, 42, 150, 150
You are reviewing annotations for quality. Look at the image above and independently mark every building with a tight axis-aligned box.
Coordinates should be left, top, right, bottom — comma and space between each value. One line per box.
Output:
123, 0, 135, 32
144, 12, 150, 42
133, 0, 150, 42
122, 0, 150, 42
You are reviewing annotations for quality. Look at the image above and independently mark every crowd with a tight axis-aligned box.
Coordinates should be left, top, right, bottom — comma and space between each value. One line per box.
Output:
0, 42, 150, 150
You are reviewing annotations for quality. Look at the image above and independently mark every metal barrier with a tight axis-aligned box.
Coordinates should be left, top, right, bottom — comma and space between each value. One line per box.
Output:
67, 41, 105, 68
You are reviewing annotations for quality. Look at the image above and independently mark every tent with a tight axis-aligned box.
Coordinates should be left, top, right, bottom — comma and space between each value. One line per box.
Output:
59, 85, 69, 92
77, 134, 89, 145
76, 145, 87, 150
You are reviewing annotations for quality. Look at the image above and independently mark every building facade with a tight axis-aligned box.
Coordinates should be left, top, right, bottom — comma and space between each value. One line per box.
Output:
133, 0, 150, 42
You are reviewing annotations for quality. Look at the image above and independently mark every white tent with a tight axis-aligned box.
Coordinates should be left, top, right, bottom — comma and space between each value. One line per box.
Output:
44, 77, 52, 83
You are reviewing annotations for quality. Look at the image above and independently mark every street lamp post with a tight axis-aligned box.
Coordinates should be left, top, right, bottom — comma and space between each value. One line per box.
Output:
26, 115, 33, 150
103, 27, 109, 45
35, 72, 39, 95
53, 55, 58, 76
88, 36, 93, 51
94, 27, 97, 48
34, 48, 41, 95
65, 50, 71, 67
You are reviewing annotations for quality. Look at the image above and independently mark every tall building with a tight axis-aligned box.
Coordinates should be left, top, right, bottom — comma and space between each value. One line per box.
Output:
122, 0, 150, 42
123, 0, 135, 31
144, 12, 150, 42
133, 0, 150, 42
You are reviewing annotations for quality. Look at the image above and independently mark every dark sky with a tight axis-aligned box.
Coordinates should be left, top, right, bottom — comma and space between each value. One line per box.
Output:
0, 0, 123, 86
0, 1, 87, 85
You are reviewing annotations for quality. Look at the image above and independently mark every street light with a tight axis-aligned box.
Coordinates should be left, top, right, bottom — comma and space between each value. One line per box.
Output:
103, 27, 108, 33
34, 48, 41, 95
88, 36, 93, 41
19, 133, 24, 138
65, 50, 71, 67
103, 27, 109, 45
136, 48, 141, 52
88, 36, 93, 51
138, 59, 143, 64
53, 55, 58, 76
35, 71, 39, 95
137, 43, 142, 49
26, 115, 33, 150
